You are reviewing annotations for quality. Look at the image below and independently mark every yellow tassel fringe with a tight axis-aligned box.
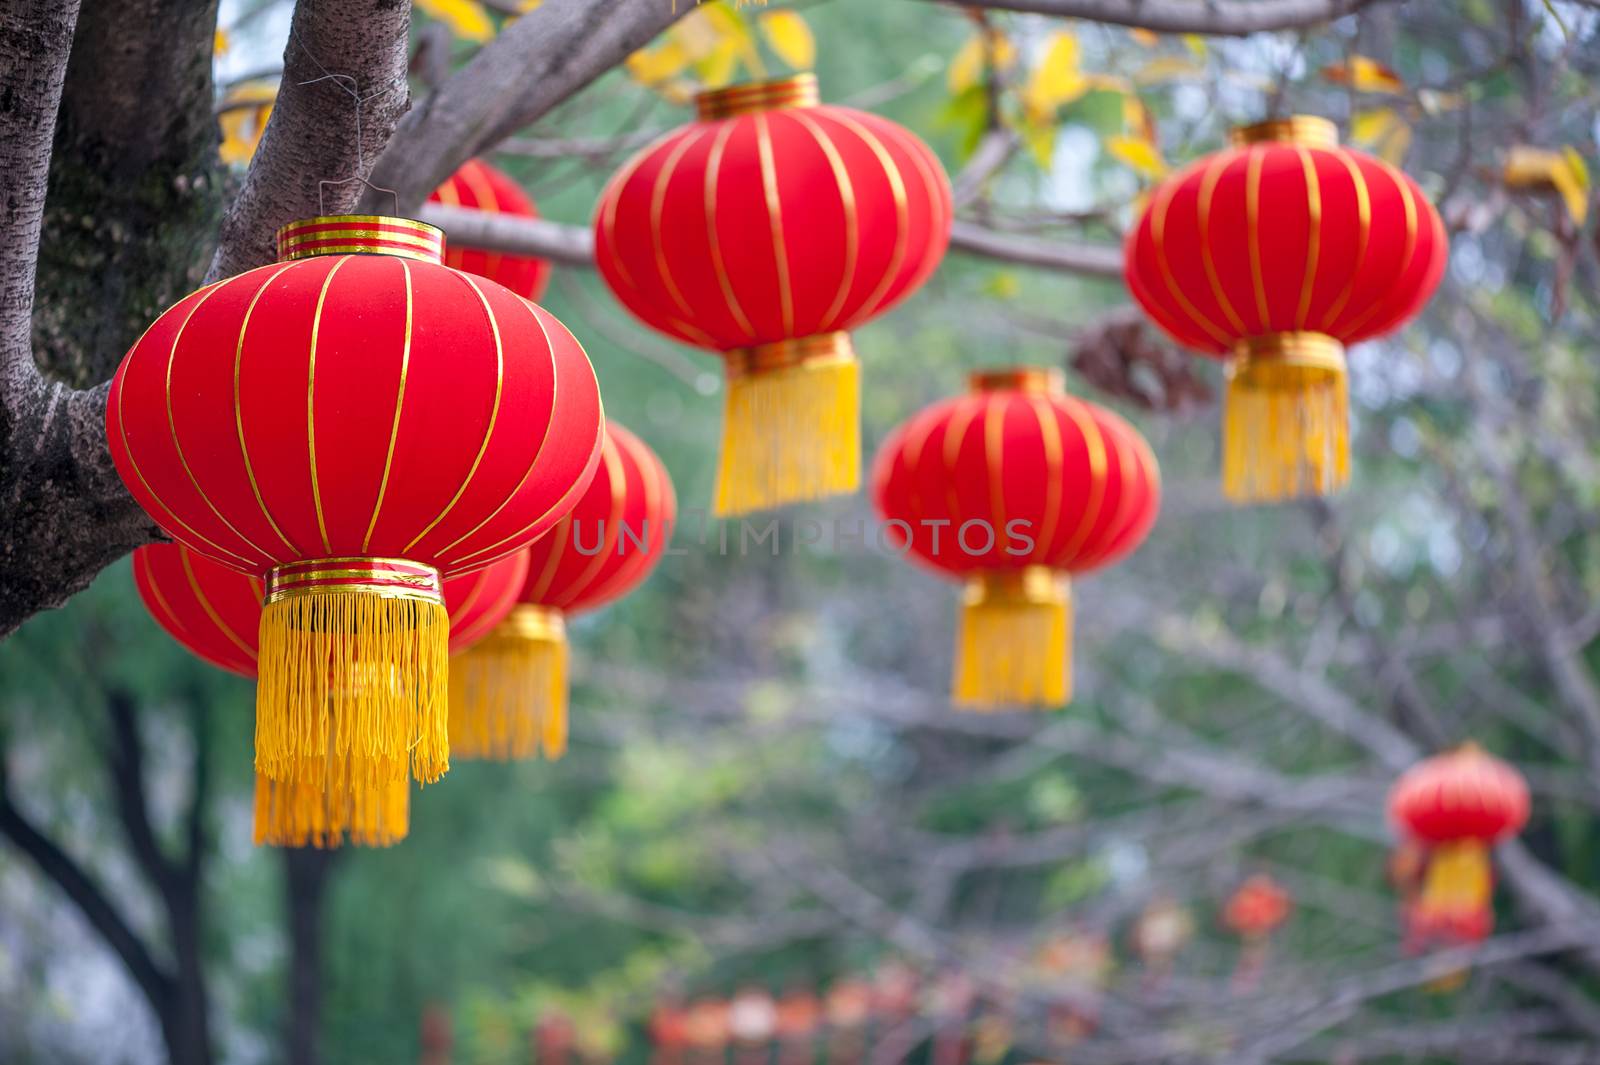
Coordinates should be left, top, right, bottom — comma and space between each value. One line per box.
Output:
447, 605, 568, 761
715, 335, 860, 517
1222, 333, 1349, 503
953, 568, 1072, 710
256, 591, 450, 788
252, 772, 410, 849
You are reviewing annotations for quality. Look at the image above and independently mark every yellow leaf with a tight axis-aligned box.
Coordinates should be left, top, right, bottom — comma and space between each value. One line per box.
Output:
1129, 28, 1159, 47
1350, 107, 1411, 164
1021, 116, 1056, 170
695, 36, 742, 87
1505, 145, 1591, 224
218, 81, 277, 166
214, 28, 230, 55
1123, 94, 1156, 143
759, 9, 815, 70
1321, 55, 1405, 94
519, 0, 542, 8
627, 39, 692, 85
1133, 56, 1202, 85
947, 31, 1016, 93
1022, 31, 1087, 119
688, 4, 763, 79
1106, 134, 1167, 178
415, 0, 494, 43
1182, 34, 1207, 61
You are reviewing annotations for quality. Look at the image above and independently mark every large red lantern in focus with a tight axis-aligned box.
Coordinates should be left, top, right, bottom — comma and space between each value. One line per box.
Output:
107, 216, 604, 791
871, 368, 1160, 708
451, 422, 676, 760
594, 73, 952, 516
429, 158, 552, 302
1125, 116, 1447, 502
132, 543, 529, 846
1388, 743, 1529, 951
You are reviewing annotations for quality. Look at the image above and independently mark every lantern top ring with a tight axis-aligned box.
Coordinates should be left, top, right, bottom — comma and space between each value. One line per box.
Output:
264, 557, 445, 606
501, 603, 566, 642
275, 215, 446, 265
963, 566, 1066, 608
1229, 115, 1339, 149
1233, 332, 1346, 373
696, 72, 820, 121
969, 366, 1064, 395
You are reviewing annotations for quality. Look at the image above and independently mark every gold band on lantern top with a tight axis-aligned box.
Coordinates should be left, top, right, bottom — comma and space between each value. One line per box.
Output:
723, 331, 854, 380
969, 366, 1065, 395
1229, 115, 1339, 150
1233, 331, 1346, 373
965, 565, 1067, 609
696, 73, 821, 121
498, 603, 566, 643
275, 216, 446, 264
264, 557, 445, 605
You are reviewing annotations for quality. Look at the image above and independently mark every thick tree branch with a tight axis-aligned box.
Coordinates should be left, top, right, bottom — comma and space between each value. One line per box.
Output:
0, 0, 78, 417
362, 0, 695, 211
923, 0, 1387, 36
35, 0, 223, 387
209, 0, 411, 280
416, 205, 1128, 280
0, 758, 174, 1017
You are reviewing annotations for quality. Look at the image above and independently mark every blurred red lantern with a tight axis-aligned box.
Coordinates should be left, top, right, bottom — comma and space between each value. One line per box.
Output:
1125, 116, 1446, 502
1222, 874, 1293, 939
450, 422, 675, 760
1388, 743, 1529, 950
429, 158, 552, 302
133, 542, 528, 847
594, 73, 952, 515
1222, 873, 1293, 992
108, 216, 603, 790
871, 367, 1160, 707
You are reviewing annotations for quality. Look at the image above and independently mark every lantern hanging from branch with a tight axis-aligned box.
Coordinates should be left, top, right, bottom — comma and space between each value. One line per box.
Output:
871, 367, 1160, 708
132, 543, 529, 847
1221, 873, 1293, 991
594, 72, 952, 515
450, 422, 675, 760
1388, 743, 1529, 953
108, 216, 604, 792
1125, 116, 1447, 502
430, 158, 552, 302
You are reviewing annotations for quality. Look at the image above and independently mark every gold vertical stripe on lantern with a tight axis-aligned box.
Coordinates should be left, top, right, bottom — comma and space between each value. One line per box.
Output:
715, 333, 860, 517
447, 605, 568, 761
252, 773, 411, 849
1222, 332, 1348, 503
953, 567, 1072, 709
256, 560, 450, 787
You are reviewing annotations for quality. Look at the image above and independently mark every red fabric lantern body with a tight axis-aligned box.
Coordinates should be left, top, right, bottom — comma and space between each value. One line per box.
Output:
451, 422, 676, 760
132, 543, 529, 847
430, 158, 552, 302
594, 73, 952, 515
872, 368, 1160, 707
1387, 744, 1529, 952
107, 216, 604, 789
1125, 116, 1447, 502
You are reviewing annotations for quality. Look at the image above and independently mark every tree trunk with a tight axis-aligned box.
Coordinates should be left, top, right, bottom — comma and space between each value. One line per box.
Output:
285, 848, 338, 1065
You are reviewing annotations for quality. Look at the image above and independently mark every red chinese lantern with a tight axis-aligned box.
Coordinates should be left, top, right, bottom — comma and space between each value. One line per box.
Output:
871, 367, 1160, 707
1388, 743, 1529, 950
450, 422, 675, 760
1125, 116, 1447, 502
594, 72, 952, 515
107, 216, 604, 791
1222, 874, 1293, 991
132, 542, 529, 846
429, 158, 552, 302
